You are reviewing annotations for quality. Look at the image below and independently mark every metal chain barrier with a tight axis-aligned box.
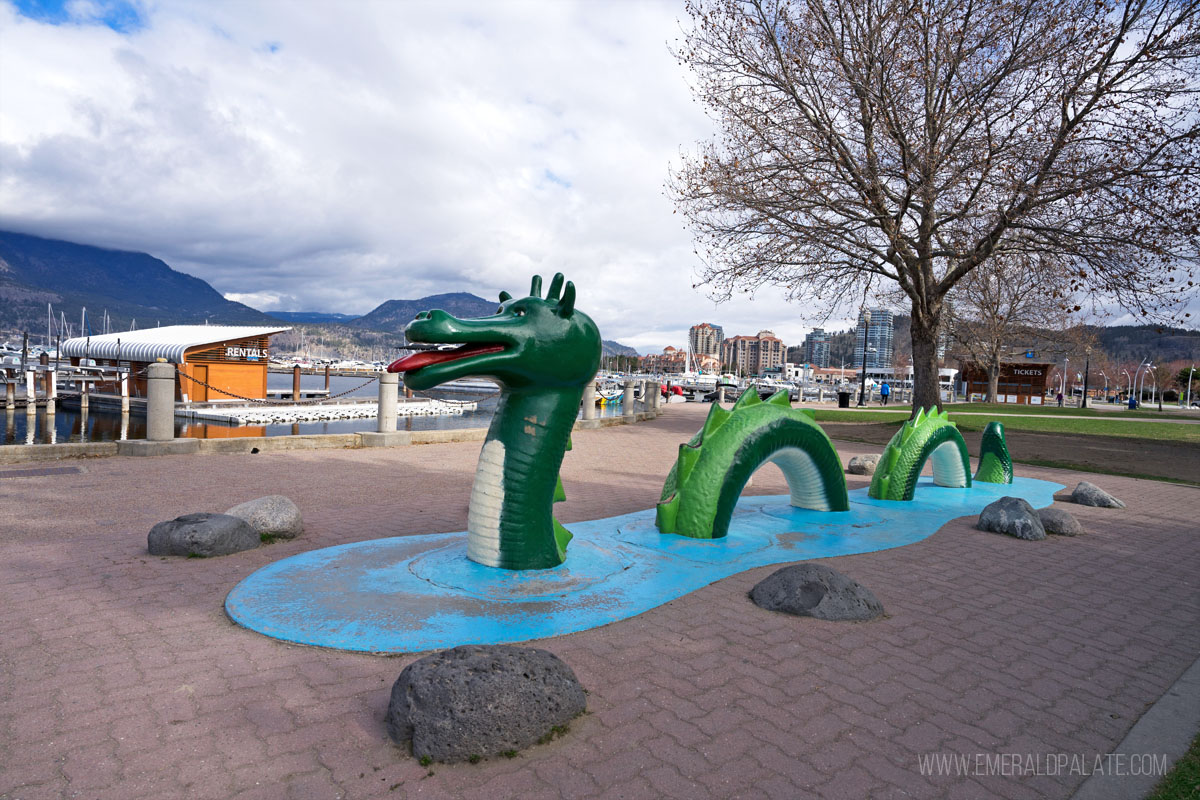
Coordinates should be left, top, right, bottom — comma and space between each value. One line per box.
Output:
176, 368, 377, 406
409, 389, 494, 406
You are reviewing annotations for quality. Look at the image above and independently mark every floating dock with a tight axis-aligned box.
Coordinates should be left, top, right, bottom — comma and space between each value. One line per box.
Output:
177, 398, 477, 425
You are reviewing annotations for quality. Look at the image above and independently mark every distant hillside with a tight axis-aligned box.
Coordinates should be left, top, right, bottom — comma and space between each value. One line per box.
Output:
0, 230, 273, 335
267, 311, 359, 324
349, 293, 496, 331
1094, 324, 1200, 363
602, 340, 639, 358
345, 292, 639, 356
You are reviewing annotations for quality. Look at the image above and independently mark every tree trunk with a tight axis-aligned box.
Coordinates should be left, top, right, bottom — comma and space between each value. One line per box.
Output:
910, 310, 942, 414
987, 358, 1000, 404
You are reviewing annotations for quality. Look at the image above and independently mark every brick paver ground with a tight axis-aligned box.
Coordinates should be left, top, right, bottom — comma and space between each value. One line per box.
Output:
1, 403, 1197, 799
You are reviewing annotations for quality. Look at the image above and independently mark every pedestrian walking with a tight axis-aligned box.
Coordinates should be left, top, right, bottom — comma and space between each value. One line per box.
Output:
880, 381, 891, 406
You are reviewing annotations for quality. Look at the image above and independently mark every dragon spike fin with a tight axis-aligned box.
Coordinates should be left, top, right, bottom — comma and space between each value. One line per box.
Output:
914, 407, 927, 425
701, 401, 732, 438
676, 442, 702, 483
530, 275, 543, 298
733, 386, 761, 409
546, 273, 565, 301
552, 517, 573, 557
498, 290, 512, 302
557, 281, 576, 317
766, 389, 791, 407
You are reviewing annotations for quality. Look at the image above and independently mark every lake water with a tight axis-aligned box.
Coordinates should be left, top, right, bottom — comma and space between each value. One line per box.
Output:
4, 374, 635, 445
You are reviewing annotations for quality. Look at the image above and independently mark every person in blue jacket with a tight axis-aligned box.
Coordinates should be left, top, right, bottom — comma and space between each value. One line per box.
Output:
880, 381, 891, 405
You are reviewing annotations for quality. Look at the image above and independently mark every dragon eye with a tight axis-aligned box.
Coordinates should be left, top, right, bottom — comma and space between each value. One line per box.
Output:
513, 308, 526, 316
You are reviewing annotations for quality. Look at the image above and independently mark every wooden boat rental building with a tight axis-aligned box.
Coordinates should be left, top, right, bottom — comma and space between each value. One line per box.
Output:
60, 325, 291, 402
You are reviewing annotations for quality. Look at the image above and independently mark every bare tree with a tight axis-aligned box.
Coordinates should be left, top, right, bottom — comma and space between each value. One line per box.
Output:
670, 0, 1200, 411
1148, 359, 1182, 410
944, 254, 1078, 401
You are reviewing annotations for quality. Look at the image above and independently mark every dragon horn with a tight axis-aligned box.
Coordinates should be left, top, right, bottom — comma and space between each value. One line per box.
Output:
547, 273, 565, 301
498, 290, 512, 302
557, 281, 576, 317
530, 275, 543, 298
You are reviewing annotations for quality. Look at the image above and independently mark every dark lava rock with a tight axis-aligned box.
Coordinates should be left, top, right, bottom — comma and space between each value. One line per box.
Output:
386, 645, 586, 763
978, 497, 1046, 540
147, 513, 259, 557
224, 495, 304, 539
749, 563, 884, 621
1039, 506, 1084, 536
1070, 481, 1126, 509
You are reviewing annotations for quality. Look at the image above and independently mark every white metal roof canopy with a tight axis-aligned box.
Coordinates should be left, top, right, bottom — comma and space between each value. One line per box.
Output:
59, 325, 291, 364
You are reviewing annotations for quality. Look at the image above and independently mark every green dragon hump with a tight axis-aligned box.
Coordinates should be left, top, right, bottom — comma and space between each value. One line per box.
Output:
868, 407, 972, 501
973, 421, 1014, 484
388, 273, 601, 570
655, 387, 849, 539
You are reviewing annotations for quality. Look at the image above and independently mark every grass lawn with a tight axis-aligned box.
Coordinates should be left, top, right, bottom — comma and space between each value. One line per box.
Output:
1145, 730, 1200, 800
823, 402, 1200, 420
811, 409, 1200, 444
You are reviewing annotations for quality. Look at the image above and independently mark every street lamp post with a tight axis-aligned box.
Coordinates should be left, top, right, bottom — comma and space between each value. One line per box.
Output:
1060, 357, 1069, 402
1134, 361, 1151, 407
1186, 363, 1195, 409
1081, 348, 1091, 408
1100, 370, 1108, 403
857, 310, 871, 407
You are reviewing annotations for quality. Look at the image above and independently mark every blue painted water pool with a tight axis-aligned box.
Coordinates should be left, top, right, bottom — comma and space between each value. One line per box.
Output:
225, 476, 1062, 654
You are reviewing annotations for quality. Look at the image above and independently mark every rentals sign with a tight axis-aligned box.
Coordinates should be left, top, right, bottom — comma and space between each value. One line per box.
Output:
225, 346, 267, 361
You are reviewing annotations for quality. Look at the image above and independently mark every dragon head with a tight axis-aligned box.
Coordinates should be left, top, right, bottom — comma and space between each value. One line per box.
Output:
387, 273, 602, 391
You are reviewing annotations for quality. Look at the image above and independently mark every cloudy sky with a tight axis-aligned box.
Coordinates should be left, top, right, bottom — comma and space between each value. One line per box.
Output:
0, 0, 868, 354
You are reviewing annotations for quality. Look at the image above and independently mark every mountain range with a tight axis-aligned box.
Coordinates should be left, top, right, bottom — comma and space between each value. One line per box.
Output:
0, 230, 272, 333
0, 230, 640, 357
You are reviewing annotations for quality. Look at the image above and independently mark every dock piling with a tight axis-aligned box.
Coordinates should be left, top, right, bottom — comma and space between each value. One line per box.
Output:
582, 380, 596, 420
377, 371, 399, 432
146, 361, 175, 441
46, 366, 56, 415
25, 370, 36, 414
623, 381, 635, 420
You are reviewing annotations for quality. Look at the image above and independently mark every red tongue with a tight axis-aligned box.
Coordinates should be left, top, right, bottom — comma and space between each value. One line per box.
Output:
387, 343, 504, 373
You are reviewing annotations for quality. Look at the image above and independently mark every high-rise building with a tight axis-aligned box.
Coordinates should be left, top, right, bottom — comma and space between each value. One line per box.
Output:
722, 330, 786, 376
689, 323, 724, 362
853, 309, 894, 370
803, 328, 831, 368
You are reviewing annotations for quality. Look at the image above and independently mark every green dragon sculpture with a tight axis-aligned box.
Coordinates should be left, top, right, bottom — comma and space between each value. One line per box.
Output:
972, 421, 1014, 484
388, 274, 601, 570
868, 407, 972, 501
655, 387, 849, 539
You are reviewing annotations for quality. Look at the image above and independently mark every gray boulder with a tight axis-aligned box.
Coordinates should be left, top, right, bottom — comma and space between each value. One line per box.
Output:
847, 454, 880, 475
978, 497, 1046, 540
1039, 506, 1084, 536
224, 495, 304, 539
749, 563, 884, 621
147, 513, 259, 557
1070, 481, 1125, 509
386, 645, 586, 763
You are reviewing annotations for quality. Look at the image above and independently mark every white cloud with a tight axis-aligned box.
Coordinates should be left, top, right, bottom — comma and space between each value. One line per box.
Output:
223, 290, 290, 310
0, 0, 854, 354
